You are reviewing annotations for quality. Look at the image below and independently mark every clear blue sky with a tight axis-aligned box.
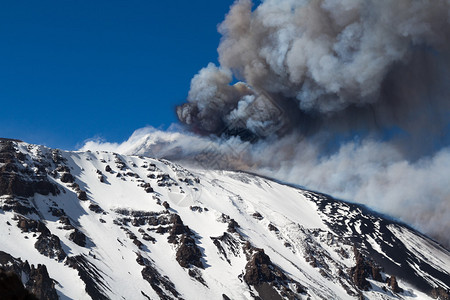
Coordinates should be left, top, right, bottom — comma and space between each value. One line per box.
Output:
0, 0, 234, 149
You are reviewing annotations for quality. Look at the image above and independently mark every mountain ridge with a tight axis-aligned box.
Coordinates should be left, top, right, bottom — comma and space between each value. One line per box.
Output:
0, 139, 449, 299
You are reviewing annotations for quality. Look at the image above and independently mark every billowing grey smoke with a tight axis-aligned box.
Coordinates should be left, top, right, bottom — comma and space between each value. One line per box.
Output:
84, 0, 450, 248
177, 0, 450, 148
175, 0, 450, 247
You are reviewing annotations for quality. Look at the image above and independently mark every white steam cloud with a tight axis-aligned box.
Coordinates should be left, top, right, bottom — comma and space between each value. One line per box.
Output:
83, 0, 450, 248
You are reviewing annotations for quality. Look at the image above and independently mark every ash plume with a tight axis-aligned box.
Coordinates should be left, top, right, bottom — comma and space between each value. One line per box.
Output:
84, 0, 450, 248
175, 0, 450, 247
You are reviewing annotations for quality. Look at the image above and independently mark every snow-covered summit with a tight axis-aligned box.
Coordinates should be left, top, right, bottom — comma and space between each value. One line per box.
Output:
0, 139, 449, 299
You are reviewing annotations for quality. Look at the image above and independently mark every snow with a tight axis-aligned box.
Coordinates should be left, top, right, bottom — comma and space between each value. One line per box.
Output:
0, 142, 449, 299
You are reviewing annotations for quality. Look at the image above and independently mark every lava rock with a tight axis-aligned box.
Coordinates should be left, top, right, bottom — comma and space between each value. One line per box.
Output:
175, 234, 204, 269
60, 172, 75, 183
77, 191, 88, 201
34, 234, 67, 261
69, 229, 87, 247
387, 275, 403, 293
0, 270, 38, 300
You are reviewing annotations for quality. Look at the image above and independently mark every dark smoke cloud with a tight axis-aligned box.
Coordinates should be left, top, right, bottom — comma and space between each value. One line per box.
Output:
84, 0, 450, 248
174, 0, 450, 246
177, 0, 450, 148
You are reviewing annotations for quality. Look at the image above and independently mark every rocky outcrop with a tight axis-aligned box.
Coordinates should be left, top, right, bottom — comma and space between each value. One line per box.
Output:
65, 255, 109, 300
176, 235, 204, 269
243, 243, 306, 299
35, 233, 67, 261
387, 275, 403, 293
0, 270, 38, 300
136, 253, 181, 300
69, 229, 87, 247
0, 251, 58, 300
350, 247, 383, 291
27, 264, 59, 300
0, 140, 58, 198
431, 287, 450, 300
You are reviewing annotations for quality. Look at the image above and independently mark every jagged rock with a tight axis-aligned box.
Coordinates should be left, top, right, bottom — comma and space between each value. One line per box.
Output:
60, 172, 74, 183
190, 206, 203, 212
268, 223, 279, 232
69, 229, 87, 247
431, 287, 450, 300
211, 232, 241, 264
176, 234, 204, 269
17, 216, 50, 235
141, 265, 180, 299
243, 245, 306, 299
252, 212, 263, 220
105, 165, 112, 173
89, 203, 103, 214
227, 219, 239, 233
0, 250, 58, 300
162, 201, 170, 209
387, 275, 403, 293
244, 248, 277, 284
77, 190, 88, 200
35, 234, 66, 261
1, 196, 36, 215
350, 247, 383, 291
58, 216, 74, 230
65, 255, 109, 300
27, 264, 58, 300
0, 270, 38, 300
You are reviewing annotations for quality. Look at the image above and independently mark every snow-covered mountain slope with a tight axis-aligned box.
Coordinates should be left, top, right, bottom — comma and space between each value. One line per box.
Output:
0, 138, 449, 300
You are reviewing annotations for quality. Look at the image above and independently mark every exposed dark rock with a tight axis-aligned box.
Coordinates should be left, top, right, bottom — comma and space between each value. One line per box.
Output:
27, 264, 58, 300
268, 223, 279, 232
211, 232, 241, 264
0, 250, 58, 300
243, 245, 306, 299
227, 219, 239, 233
190, 206, 203, 213
141, 265, 180, 299
105, 165, 112, 173
387, 275, 403, 293
89, 203, 103, 214
17, 216, 50, 235
350, 248, 371, 291
77, 190, 88, 201
60, 172, 74, 183
431, 287, 450, 300
1, 196, 36, 215
35, 233, 66, 261
65, 255, 110, 300
162, 201, 170, 209
70, 183, 80, 191
350, 247, 383, 291
252, 212, 263, 220
0, 270, 38, 300
133, 239, 144, 249
142, 233, 156, 243
244, 248, 277, 284
69, 229, 87, 247
176, 234, 204, 269
58, 216, 74, 230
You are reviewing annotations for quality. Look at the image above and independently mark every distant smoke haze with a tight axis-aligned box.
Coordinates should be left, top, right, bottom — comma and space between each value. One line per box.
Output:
83, 0, 450, 248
